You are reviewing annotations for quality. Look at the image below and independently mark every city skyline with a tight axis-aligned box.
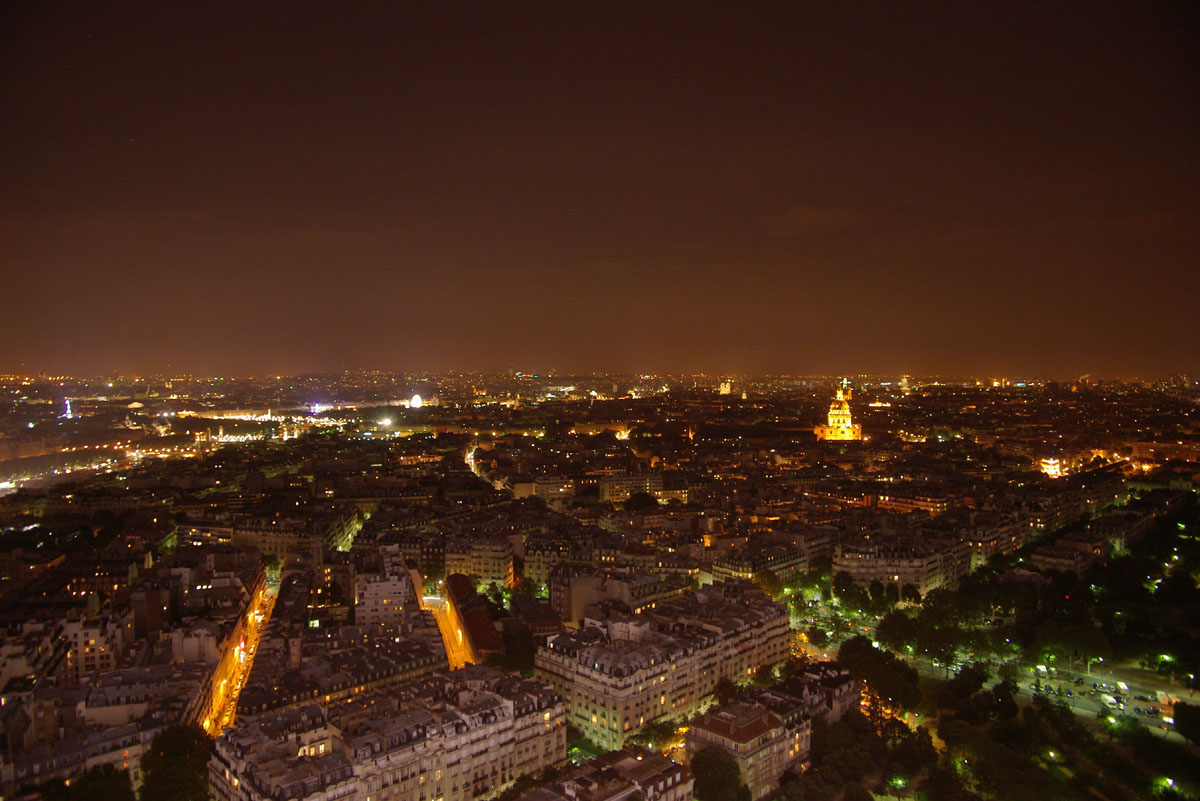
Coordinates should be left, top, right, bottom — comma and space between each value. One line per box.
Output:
3, 6, 1199, 795
3, 3, 1199, 377
0, 365, 1197, 800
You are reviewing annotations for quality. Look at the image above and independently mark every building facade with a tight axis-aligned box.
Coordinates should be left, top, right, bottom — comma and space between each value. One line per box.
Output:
534, 582, 789, 750
211, 667, 567, 801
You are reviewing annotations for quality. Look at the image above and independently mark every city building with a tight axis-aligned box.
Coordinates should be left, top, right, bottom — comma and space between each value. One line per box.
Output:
210, 667, 567, 801
832, 536, 969, 596
684, 665, 858, 800
355, 545, 420, 626
534, 582, 789, 749
711, 543, 807, 583
548, 564, 683, 628
686, 703, 798, 801
445, 537, 515, 589
516, 746, 693, 801
598, 474, 664, 504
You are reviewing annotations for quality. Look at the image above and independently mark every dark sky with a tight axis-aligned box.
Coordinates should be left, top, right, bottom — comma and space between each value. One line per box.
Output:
2, 2, 1198, 378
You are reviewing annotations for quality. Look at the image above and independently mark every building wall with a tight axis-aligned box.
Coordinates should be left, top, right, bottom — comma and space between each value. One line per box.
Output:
210, 677, 566, 801
535, 589, 790, 750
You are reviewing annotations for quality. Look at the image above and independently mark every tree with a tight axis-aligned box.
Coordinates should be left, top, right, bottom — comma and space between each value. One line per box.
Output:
891, 727, 938, 775
753, 569, 784, 599
868, 580, 885, 603
1174, 701, 1200, 745
901, 584, 922, 604
833, 571, 857, 601
921, 763, 980, 801
714, 677, 742, 706
990, 679, 1019, 722
752, 663, 777, 687
624, 492, 659, 513
810, 556, 833, 582
491, 624, 536, 675
933, 662, 989, 712
916, 622, 961, 675
627, 718, 679, 751
837, 636, 922, 714
139, 724, 211, 801
843, 783, 874, 801
997, 661, 1021, 685
41, 764, 136, 801
877, 610, 916, 653
691, 747, 751, 801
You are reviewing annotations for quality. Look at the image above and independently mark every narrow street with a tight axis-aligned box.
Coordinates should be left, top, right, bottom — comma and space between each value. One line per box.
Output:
425, 596, 470, 670
206, 584, 277, 735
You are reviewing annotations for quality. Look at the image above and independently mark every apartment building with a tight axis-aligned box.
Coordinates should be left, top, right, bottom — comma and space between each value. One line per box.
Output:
686, 703, 796, 801
355, 545, 420, 626
548, 564, 681, 627
598, 474, 664, 504
711, 543, 807, 583
534, 582, 789, 750
445, 537, 515, 589
832, 536, 968, 596
516, 747, 693, 801
684, 665, 858, 800
211, 667, 566, 801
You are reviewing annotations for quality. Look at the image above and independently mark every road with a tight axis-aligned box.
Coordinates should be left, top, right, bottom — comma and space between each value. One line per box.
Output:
206, 585, 276, 735
904, 655, 1188, 744
794, 626, 1189, 745
424, 596, 470, 670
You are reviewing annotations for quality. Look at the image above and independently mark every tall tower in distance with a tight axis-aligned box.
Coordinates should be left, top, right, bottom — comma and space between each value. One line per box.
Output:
814, 379, 862, 441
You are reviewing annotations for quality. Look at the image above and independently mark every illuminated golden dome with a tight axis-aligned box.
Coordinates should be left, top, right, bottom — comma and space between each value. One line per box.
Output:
815, 381, 862, 441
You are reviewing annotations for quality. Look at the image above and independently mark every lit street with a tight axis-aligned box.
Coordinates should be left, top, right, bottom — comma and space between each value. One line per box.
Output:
205, 585, 277, 736
425, 596, 470, 670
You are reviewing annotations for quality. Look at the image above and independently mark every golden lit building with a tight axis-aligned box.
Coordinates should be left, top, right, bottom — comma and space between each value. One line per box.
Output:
814, 381, 861, 441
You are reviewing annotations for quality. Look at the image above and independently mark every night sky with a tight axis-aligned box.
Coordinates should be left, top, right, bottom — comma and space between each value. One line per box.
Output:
2, 2, 1198, 377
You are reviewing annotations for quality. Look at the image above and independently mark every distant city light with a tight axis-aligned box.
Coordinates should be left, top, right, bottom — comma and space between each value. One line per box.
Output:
1040, 457, 1065, 478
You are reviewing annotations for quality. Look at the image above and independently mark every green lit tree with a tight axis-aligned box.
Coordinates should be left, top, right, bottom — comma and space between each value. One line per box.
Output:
753, 569, 784, 599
